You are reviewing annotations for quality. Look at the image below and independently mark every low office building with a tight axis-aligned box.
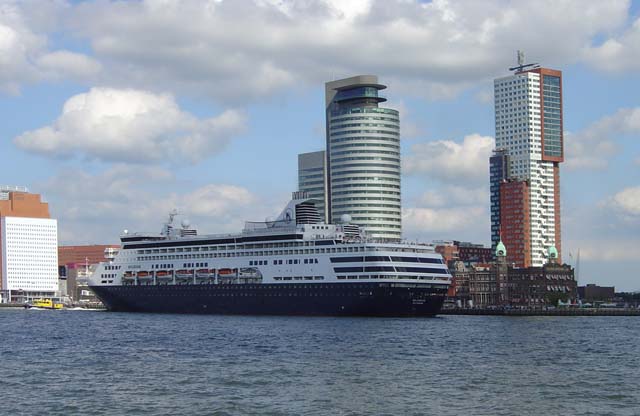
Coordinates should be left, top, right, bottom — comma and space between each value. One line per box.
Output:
578, 284, 615, 302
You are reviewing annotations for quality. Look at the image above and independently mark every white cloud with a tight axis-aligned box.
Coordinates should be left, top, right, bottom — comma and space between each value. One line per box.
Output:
611, 186, 640, 217
3, 0, 637, 100
404, 134, 494, 185
403, 206, 487, 235
583, 15, 640, 72
422, 185, 488, 207
566, 107, 640, 170
0, 0, 99, 93
14, 87, 247, 163
37, 50, 102, 79
40, 165, 267, 244
55, 0, 630, 102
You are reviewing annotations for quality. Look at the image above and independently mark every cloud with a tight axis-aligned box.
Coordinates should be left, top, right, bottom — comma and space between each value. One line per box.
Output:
3, 0, 637, 101
40, 165, 267, 244
419, 185, 488, 208
14, 87, 247, 163
566, 107, 640, 170
52, 0, 629, 102
403, 206, 487, 235
610, 186, 640, 217
37, 50, 102, 80
583, 15, 640, 72
404, 134, 494, 185
0, 0, 99, 93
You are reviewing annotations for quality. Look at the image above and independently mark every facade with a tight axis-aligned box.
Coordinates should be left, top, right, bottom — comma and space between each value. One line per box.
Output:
435, 240, 491, 267
449, 242, 575, 307
493, 61, 564, 266
507, 263, 576, 306
297, 151, 327, 222
489, 149, 509, 250
578, 284, 615, 302
500, 180, 531, 267
457, 242, 493, 264
65, 263, 100, 303
325, 75, 401, 240
59, 245, 119, 267
0, 187, 58, 303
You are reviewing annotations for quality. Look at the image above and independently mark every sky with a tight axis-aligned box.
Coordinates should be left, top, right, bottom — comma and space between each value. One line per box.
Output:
0, 0, 639, 290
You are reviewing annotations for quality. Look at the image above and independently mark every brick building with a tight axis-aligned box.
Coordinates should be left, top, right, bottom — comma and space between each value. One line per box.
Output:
449, 241, 575, 307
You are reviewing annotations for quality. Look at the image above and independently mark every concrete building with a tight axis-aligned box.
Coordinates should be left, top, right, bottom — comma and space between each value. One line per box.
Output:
325, 75, 401, 240
0, 187, 58, 303
492, 54, 564, 266
297, 151, 328, 222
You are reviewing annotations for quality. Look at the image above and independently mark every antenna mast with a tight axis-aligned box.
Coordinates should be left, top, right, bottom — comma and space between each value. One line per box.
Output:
508, 50, 540, 73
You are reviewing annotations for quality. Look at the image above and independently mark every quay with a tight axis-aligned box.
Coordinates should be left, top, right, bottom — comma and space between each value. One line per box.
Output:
440, 307, 640, 316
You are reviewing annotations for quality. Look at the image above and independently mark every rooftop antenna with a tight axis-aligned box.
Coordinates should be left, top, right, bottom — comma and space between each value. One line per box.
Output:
508, 50, 540, 73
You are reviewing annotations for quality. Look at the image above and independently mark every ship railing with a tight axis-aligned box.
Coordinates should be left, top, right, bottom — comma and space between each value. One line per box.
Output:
243, 221, 299, 234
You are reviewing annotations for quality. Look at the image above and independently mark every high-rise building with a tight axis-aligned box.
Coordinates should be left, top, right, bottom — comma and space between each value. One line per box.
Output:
297, 151, 328, 222
324, 75, 401, 240
489, 149, 509, 250
0, 187, 58, 303
492, 56, 563, 267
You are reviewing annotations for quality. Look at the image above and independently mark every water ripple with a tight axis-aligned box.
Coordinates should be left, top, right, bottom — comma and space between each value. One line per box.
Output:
1, 310, 639, 415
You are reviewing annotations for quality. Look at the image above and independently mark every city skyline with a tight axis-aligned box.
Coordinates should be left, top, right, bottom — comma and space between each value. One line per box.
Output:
0, 0, 639, 290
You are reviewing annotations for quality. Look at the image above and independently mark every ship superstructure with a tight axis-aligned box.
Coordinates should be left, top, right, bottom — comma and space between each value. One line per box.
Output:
90, 192, 450, 316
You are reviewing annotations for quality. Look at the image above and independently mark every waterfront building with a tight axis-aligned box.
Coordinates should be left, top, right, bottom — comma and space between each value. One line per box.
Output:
297, 151, 328, 222
492, 54, 564, 266
58, 245, 119, 303
0, 187, 58, 303
324, 75, 401, 240
59, 245, 120, 267
449, 242, 575, 307
435, 240, 492, 267
578, 284, 615, 302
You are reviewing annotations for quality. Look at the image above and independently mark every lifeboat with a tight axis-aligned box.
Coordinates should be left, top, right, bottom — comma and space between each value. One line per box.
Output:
218, 268, 235, 276
137, 271, 151, 278
176, 270, 193, 279
196, 268, 210, 278
123, 271, 135, 279
156, 270, 172, 279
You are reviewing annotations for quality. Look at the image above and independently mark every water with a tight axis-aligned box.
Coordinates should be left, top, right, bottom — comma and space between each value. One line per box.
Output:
1, 309, 638, 415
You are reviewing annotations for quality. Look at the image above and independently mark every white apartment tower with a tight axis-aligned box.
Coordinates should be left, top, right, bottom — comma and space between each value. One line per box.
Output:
493, 58, 563, 267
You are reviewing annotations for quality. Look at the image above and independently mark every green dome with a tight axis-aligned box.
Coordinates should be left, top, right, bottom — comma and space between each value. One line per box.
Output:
496, 241, 507, 257
548, 245, 558, 259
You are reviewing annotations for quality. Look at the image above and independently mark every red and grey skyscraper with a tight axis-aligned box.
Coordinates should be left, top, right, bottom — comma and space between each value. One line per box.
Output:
491, 53, 563, 267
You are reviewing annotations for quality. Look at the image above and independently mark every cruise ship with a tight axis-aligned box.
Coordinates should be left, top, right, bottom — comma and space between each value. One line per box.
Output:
89, 192, 451, 316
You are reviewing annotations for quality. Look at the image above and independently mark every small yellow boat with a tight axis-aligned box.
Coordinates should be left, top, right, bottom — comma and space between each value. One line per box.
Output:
25, 298, 64, 310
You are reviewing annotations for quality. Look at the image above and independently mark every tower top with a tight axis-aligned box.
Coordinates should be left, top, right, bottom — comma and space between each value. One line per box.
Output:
508, 50, 540, 73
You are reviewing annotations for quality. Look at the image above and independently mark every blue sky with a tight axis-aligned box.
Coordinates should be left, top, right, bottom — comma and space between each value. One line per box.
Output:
1, 0, 639, 290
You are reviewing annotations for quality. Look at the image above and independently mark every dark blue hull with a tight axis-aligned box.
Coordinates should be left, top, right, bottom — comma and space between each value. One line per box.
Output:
90, 282, 447, 317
